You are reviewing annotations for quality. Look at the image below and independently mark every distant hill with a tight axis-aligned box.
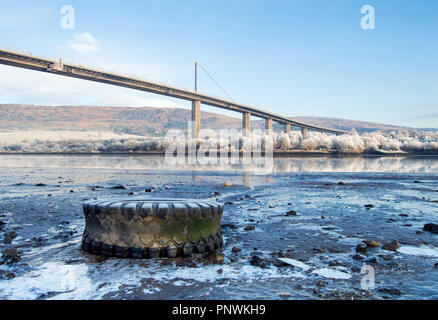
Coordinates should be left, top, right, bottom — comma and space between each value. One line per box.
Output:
0, 104, 433, 136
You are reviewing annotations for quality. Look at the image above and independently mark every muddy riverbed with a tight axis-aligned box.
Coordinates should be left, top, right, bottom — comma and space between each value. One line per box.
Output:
0, 155, 437, 299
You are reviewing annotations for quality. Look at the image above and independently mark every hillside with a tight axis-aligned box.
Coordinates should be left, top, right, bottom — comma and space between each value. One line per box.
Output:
0, 104, 431, 136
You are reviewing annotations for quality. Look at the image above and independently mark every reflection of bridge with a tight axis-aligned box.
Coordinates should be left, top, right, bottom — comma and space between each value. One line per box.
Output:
0, 49, 348, 137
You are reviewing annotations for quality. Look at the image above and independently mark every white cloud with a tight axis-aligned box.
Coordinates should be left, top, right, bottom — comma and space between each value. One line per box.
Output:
0, 65, 184, 109
66, 32, 99, 54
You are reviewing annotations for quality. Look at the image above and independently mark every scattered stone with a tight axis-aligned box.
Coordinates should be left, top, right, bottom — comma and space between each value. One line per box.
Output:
3, 231, 16, 244
1, 248, 21, 265
0, 270, 15, 280
279, 292, 291, 298
413, 180, 422, 183
378, 288, 402, 295
382, 240, 399, 252
399, 213, 409, 217
224, 201, 234, 205
363, 240, 380, 248
356, 243, 367, 253
364, 204, 374, 209
423, 223, 438, 234
112, 185, 126, 190
329, 260, 342, 267
208, 253, 224, 264
285, 210, 297, 216
244, 225, 255, 231
217, 268, 223, 274
353, 253, 365, 260
337, 182, 346, 185
269, 205, 275, 208
232, 247, 241, 253
313, 248, 326, 253
434, 262, 438, 268
70, 190, 74, 193
250, 255, 268, 268
35, 183, 47, 187
365, 257, 378, 264
221, 223, 237, 229
145, 188, 153, 192
214, 192, 220, 195
128, 192, 135, 195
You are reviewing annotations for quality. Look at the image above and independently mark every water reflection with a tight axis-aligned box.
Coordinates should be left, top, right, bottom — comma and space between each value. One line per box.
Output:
0, 154, 437, 173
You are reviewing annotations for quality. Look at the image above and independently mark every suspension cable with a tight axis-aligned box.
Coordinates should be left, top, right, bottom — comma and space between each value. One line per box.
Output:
196, 62, 233, 101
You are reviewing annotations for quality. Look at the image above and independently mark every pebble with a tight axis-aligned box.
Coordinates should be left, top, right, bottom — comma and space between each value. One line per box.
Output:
244, 225, 255, 231
363, 240, 380, 248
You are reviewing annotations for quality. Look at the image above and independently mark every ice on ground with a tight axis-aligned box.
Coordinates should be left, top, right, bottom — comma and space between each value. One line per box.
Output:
277, 258, 310, 271
398, 245, 438, 257
312, 268, 352, 280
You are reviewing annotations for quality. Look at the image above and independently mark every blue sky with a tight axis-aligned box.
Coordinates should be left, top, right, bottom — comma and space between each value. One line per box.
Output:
0, 0, 437, 128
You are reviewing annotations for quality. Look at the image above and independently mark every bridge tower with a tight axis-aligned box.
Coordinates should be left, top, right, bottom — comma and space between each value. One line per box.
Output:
301, 127, 307, 136
191, 61, 201, 138
284, 124, 291, 134
242, 112, 251, 137
191, 100, 201, 138
265, 118, 273, 134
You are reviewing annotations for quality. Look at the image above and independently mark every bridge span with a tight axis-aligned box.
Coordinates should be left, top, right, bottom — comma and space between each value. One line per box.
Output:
0, 49, 348, 137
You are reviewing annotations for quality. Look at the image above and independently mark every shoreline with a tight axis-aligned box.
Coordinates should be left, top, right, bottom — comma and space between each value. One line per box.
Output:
0, 151, 438, 158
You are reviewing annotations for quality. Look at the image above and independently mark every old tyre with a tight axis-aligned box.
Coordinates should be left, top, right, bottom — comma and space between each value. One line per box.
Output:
81, 198, 223, 258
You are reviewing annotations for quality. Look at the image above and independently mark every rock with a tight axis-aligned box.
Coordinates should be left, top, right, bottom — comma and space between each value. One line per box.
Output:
285, 210, 297, 216
423, 223, 438, 234
208, 253, 224, 264
1, 248, 21, 265
232, 247, 241, 253
273, 258, 290, 267
279, 292, 291, 298
352, 253, 365, 260
250, 255, 268, 268
413, 180, 422, 183
337, 182, 346, 185
224, 201, 234, 205
365, 257, 378, 264
221, 223, 237, 229
128, 192, 135, 195
364, 204, 374, 209
363, 240, 380, 248
217, 268, 223, 274
214, 192, 220, 195
244, 225, 255, 231
112, 185, 126, 190
434, 262, 438, 268
70, 190, 74, 193
0, 270, 15, 280
329, 260, 342, 267
382, 240, 399, 252
399, 213, 409, 217
355, 243, 367, 253
3, 231, 16, 244
35, 183, 47, 187
378, 288, 402, 295
144, 188, 153, 192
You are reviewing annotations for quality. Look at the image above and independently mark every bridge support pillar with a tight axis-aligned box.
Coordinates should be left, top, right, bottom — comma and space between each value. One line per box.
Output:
284, 124, 290, 134
191, 100, 201, 138
242, 112, 251, 137
265, 118, 273, 134
301, 127, 307, 136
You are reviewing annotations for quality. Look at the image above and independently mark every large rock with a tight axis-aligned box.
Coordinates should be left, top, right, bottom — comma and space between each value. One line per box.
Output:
382, 240, 399, 252
423, 223, 438, 234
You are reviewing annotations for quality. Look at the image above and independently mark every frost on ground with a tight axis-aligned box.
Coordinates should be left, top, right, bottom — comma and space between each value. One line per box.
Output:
0, 156, 438, 300
0, 129, 437, 154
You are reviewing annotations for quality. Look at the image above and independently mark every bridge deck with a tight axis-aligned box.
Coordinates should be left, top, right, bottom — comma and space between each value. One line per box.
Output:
0, 49, 347, 134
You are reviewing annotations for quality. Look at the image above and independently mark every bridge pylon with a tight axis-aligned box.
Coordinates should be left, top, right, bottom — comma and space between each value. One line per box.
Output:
284, 124, 290, 134
265, 118, 273, 134
301, 127, 307, 136
191, 100, 201, 138
242, 112, 251, 137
